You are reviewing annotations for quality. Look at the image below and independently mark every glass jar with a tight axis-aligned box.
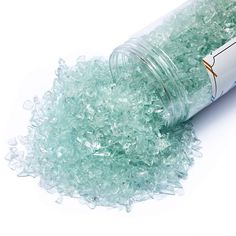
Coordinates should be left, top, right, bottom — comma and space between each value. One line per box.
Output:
109, 0, 236, 126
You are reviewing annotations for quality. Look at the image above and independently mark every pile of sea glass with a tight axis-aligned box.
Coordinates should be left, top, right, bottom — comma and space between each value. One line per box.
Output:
6, 58, 200, 211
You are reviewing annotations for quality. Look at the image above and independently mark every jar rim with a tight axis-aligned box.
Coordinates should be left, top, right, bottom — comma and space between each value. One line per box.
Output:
109, 38, 189, 126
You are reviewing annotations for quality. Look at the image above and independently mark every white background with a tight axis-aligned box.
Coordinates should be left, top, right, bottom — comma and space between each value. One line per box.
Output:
0, 0, 236, 235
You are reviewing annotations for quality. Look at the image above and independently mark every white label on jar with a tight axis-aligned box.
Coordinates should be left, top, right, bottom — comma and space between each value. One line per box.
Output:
203, 37, 236, 101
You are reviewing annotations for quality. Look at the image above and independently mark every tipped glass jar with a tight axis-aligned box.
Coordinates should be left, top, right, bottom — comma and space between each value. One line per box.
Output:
110, 0, 236, 127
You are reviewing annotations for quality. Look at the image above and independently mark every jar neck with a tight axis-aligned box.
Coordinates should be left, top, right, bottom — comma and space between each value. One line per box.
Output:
109, 38, 189, 126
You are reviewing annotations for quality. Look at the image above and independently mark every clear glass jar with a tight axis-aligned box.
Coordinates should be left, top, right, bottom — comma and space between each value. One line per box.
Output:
110, 0, 236, 126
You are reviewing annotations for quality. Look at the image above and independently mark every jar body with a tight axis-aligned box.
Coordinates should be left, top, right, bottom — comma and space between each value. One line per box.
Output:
110, 0, 236, 126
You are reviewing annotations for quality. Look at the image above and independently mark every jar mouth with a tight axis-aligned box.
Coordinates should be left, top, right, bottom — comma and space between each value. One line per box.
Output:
109, 38, 188, 126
